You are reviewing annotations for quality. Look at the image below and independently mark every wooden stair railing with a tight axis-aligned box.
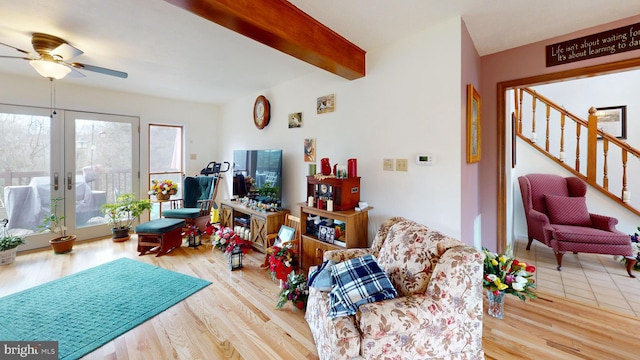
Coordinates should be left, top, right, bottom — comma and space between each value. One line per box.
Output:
514, 87, 640, 217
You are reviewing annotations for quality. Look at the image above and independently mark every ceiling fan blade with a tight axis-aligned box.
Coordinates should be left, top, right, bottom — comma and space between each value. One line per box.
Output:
0, 55, 35, 60
71, 62, 127, 78
65, 64, 86, 78
0, 41, 36, 57
50, 42, 83, 60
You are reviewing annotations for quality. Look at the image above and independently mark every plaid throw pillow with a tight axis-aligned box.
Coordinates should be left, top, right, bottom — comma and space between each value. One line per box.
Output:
329, 254, 397, 318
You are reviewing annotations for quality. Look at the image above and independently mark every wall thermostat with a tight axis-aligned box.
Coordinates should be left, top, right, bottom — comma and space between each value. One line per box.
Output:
416, 155, 433, 166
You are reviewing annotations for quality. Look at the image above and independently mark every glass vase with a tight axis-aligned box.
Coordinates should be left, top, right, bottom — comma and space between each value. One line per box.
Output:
487, 290, 506, 319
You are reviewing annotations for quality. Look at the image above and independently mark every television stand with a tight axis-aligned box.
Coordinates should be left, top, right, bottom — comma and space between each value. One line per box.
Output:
219, 199, 289, 253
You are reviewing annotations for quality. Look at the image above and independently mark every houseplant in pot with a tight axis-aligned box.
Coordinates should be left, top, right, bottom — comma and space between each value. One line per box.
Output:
101, 193, 152, 242
39, 197, 76, 254
0, 218, 25, 265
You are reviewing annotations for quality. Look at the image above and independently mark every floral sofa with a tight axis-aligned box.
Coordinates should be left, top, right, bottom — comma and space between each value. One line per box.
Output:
305, 217, 485, 360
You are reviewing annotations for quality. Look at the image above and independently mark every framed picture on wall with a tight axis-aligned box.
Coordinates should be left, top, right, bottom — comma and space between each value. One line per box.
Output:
317, 94, 335, 114
304, 137, 316, 162
467, 84, 481, 163
596, 105, 626, 139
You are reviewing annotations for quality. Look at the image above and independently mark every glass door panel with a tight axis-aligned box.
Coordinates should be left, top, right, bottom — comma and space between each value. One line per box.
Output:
0, 104, 61, 250
65, 111, 139, 239
0, 105, 139, 251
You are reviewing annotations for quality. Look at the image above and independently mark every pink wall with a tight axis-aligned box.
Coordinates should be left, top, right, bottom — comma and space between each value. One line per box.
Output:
461, 20, 481, 245
479, 14, 640, 250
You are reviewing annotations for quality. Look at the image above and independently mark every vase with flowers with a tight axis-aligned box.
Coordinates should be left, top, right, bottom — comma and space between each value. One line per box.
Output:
276, 271, 309, 311
482, 247, 537, 319
148, 179, 178, 200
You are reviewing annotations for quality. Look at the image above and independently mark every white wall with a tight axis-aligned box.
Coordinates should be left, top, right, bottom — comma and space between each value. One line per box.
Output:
218, 17, 466, 243
0, 16, 471, 246
0, 72, 219, 195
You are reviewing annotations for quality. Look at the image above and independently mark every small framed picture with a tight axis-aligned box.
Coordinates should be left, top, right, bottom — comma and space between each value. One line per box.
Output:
288, 112, 302, 128
318, 225, 335, 243
317, 94, 335, 114
596, 105, 626, 139
273, 225, 295, 247
304, 138, 316, 162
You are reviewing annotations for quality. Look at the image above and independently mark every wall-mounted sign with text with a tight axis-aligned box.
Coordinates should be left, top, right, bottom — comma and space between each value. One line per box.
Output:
546, 22, 640, 67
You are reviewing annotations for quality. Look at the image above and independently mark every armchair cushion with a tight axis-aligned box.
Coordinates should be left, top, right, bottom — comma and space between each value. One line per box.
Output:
161, 207, 201, 218
329, 254, 397, 318
376, 221, 463, 296
549, 224, 631, 246
544, 194, 592, 226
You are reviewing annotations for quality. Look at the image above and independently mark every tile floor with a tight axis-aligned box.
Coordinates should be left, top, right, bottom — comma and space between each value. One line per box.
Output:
513, 237, 640, 317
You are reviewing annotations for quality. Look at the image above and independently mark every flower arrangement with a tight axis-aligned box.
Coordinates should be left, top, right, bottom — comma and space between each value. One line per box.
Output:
267, 244, 299, 282
276, 271, 309, 311
627, 228, 640, 271
482, 247, 537, 301
213, 227, 236, 251
213, 226, 252, 255
148, 179, 178, 196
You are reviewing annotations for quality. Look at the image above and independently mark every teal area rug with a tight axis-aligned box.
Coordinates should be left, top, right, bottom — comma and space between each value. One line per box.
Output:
0, 258, 210, 360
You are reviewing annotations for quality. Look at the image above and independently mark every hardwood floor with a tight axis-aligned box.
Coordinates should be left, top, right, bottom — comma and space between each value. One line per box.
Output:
1, 236, 637, 359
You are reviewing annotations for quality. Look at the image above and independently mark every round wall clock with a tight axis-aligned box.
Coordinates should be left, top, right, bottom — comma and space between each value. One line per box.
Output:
253, 95, 270, 129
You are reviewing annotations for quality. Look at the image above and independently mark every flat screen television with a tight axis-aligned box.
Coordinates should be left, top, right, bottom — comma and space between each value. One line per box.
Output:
232, 149, 283, 205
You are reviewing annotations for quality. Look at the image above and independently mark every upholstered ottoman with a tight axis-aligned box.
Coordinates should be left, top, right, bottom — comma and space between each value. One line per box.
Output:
135, 218, 185, 256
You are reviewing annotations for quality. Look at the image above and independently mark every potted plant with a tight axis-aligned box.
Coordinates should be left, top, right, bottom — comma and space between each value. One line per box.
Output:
0, 218, 25, 265
101, 193, 152, 241
39, 197, 76, 254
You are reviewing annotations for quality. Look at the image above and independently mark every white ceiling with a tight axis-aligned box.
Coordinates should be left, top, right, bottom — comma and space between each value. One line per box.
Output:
0, 0, 639, 105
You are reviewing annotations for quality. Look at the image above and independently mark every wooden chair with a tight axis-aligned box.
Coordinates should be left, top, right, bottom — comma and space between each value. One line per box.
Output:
261, 214, 301, 268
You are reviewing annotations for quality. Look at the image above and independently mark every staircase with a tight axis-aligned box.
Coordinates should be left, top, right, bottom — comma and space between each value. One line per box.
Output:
514, 87, 640, 216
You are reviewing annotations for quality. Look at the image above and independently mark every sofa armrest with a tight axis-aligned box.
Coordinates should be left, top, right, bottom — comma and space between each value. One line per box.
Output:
323, 248, 376, 263
356, 246, 484, 339
528, 208, 550, 225
590, 213, 619, 232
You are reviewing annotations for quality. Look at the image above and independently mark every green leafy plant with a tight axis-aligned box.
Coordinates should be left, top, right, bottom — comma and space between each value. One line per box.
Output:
39, 197, 69, 239
101, 193, 152, 230
0, 226, 25, 251
257, 182, 280, 202
276, 271, 309, 311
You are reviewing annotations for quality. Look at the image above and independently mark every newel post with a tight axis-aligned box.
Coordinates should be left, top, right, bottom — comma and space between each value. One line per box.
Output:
586, 107, 598, 184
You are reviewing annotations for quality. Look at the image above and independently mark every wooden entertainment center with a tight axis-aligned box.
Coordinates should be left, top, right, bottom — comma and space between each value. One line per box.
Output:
219, 199, 289, 253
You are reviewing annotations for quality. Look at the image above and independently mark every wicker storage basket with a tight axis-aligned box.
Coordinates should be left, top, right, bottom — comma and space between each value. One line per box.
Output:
0, 248, 17, 265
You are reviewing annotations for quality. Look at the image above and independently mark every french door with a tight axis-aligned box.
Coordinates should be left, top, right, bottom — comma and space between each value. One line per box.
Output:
0, 104, 139, 251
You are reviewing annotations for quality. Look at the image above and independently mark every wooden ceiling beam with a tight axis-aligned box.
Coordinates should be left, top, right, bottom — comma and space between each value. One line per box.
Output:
165, 0, 365, 80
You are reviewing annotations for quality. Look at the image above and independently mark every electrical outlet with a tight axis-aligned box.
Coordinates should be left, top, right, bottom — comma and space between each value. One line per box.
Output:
396, 158, 408, 171
383, 158, 394, 171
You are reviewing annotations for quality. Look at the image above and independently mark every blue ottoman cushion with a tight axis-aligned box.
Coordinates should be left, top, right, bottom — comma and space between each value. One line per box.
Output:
135, 218, 185, 234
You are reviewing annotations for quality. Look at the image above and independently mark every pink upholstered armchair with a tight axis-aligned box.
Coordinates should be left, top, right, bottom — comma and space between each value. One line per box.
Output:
518, 173, 636, 277
305, 217, 485, 360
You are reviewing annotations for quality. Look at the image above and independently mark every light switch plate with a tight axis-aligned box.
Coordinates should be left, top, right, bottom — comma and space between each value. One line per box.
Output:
383, 158, 394, 171
396, 158, 408, 171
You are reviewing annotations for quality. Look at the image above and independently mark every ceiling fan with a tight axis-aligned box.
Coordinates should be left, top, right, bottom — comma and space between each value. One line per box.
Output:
0, 32, 127, 80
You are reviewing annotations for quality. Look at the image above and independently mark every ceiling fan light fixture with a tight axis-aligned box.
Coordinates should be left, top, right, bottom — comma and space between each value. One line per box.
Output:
29, 59, 71, 79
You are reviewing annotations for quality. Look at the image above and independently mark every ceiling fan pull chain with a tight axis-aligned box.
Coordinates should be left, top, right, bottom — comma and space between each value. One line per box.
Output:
49, 78, 57, 118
